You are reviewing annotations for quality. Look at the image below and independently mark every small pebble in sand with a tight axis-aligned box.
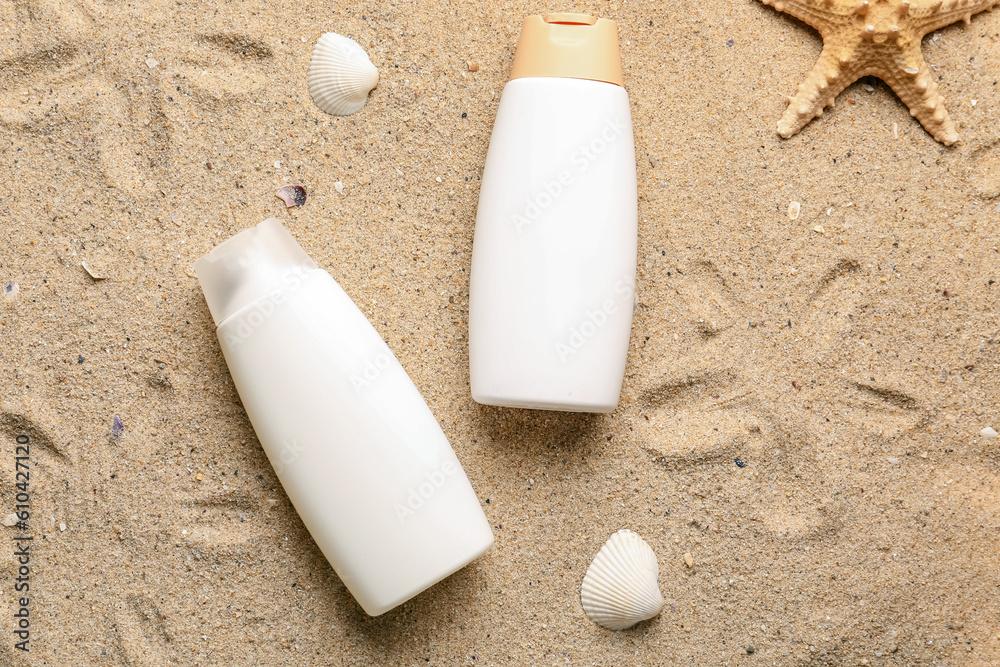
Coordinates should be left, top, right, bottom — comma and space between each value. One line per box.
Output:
59, 522, 67, 531
275, 185, 307, 208
196, 473, 204, 481
82, 261, 106, 280
145, 57, 159, 69
684, 553, 694, 568
467, 60, 479, 72
3, 513, 18, 527
334, 181, 345, 194
746, 646, 755, 654
888, 457, 900, 464
971, 99, 977, 107
4, 282, 19, 300
814, 225, 825, 234
788, 201, 800, 220
982, 427, 998, 439
112, 415, 124, 437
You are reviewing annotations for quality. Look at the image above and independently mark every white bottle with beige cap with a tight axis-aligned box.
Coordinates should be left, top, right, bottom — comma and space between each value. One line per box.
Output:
469, 13, 638, 413
194, 218, 494, 616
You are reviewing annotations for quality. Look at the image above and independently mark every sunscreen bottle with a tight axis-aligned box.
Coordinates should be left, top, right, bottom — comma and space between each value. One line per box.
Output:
469, 13, 638, 412
195, 219, 493, 616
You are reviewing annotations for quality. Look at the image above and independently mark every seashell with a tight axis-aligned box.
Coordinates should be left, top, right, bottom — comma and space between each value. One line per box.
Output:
788, 200, 800, 220
581, 529, 664, 631
308, 33, 379, 116
81, 261, 106, 280
276, 184, 307, 208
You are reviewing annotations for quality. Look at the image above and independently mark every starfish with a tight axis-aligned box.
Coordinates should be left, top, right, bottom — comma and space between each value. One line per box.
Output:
758, 0, 999, 145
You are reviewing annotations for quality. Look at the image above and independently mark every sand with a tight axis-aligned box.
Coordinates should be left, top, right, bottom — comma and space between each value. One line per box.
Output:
1, 0, 998, 664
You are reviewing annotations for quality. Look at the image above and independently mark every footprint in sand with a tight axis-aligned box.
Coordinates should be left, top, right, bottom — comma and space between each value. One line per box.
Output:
0, 384, 278, 658
968, 138, 1000, 201
0, 0, 275, 195
636, 258, 932, 538
111, 595, 179, 664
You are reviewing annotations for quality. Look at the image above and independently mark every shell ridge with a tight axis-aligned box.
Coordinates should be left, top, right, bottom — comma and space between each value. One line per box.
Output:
308, 32, 379, 116
580, 529, 665, 631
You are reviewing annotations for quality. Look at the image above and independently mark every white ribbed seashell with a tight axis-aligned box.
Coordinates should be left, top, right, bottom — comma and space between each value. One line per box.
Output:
581, 529, 664, 631
308, 33, 378, 116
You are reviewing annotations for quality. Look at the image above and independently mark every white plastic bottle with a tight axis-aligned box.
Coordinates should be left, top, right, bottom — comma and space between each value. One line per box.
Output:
194, 219, 493, 616
469, 13, 638, 413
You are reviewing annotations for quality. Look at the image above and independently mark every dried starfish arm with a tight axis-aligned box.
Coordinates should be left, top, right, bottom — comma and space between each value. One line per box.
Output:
881, 42, 960, 143
910, 0, 998, 35
758, 0, 845, 33
778, 47, 862, 138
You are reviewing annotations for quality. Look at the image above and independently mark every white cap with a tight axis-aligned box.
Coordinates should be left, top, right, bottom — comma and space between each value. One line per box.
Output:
194, 218, 317, 326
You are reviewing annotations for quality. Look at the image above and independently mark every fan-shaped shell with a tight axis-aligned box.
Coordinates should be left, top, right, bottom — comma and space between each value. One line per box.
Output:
308, 33, 379, 116
581, 529, 664, 630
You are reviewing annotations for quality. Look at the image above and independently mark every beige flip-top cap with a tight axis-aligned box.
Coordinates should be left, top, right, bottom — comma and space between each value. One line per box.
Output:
509, 13, 623, 87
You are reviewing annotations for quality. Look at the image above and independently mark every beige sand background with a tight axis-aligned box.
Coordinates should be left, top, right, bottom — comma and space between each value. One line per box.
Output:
1, 0, 999, 664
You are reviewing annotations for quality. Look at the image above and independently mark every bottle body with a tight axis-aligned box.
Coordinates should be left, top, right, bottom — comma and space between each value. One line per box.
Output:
470, 76, 638, 412
216, 268, 493, 616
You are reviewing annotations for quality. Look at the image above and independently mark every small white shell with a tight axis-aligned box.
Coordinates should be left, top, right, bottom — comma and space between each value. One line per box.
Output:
581, 529, 664, 631
308, 33, 378, 116
788, 200, 801, 220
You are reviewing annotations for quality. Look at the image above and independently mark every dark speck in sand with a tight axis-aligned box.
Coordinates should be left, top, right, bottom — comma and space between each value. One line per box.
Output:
735, 457, 747, 468
726, 38, 734, 47
78, 355, 84, 364
112, 415, 124, 437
